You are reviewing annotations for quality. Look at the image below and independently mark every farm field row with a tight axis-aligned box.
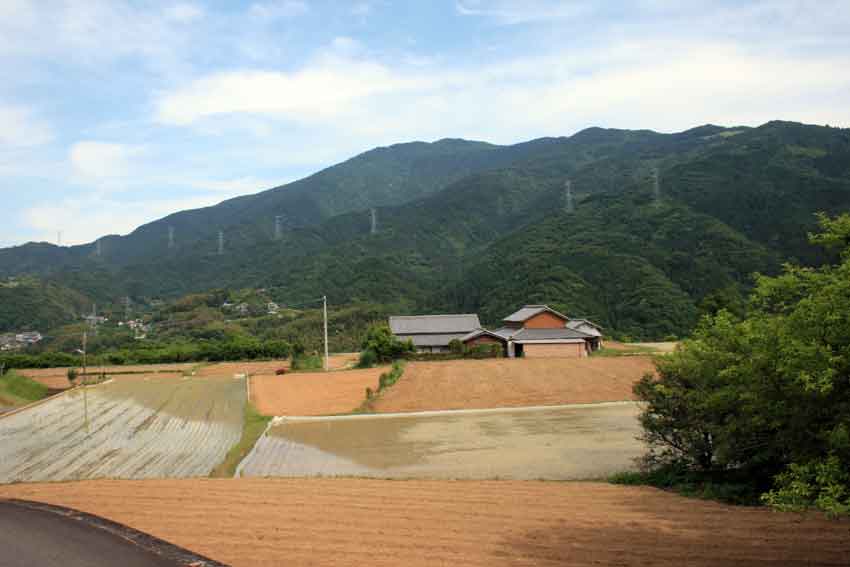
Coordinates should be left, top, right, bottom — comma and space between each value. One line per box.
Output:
369, 357, 655, 413
239, 402, 644, 480
1, 478, 847, 567
0, 376, 245, 483
249, 366, 384, 416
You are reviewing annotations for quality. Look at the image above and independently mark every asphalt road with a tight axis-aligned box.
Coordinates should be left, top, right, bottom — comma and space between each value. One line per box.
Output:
0, 500, 182, 567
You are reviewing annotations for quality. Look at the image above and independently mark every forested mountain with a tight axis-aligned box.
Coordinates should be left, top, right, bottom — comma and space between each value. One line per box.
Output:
2, 120, 849, 339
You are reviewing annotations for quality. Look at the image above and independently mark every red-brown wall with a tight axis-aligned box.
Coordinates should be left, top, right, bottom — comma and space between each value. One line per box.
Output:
523, 312, 568, 329
523, 343, 586, 358
466, 335, 502, 347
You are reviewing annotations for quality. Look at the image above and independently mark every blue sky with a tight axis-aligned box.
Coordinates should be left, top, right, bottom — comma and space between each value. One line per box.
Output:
1, 0, 848, 247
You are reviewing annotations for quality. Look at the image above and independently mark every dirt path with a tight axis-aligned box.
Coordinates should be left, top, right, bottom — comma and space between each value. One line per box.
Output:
372, 357, 655, 413
250, 367, 384, 416
1, 478, 847, 567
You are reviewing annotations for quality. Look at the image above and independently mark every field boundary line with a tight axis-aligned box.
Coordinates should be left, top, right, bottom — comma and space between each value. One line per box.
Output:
0, 378, 115, 421
275, 400, 641, 422
234, 418, 274, 478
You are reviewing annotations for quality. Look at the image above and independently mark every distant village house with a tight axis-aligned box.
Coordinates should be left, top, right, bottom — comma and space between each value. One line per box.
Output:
389, 305, 602, 358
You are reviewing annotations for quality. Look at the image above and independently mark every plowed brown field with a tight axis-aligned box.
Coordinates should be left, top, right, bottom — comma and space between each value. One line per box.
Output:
20, 363, 198, 390
371, 357, 654, 413
250, 366, 385, 416
1, 479, 847, 567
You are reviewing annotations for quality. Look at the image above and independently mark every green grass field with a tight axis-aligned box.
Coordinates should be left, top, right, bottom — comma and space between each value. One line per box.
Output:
0, 370, 49, 407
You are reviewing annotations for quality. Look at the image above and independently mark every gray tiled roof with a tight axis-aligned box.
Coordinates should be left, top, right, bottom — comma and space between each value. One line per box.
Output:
460, 328, 507, 342
566, 319, 603, 337
396, 332, 470, 347
389, 314, 481, 335
502, 304, 569, 323
512, 328, 590, 341
492, 327, 590, 341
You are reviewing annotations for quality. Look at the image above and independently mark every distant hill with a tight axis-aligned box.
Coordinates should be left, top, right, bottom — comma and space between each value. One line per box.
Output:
1, 120, 849, 339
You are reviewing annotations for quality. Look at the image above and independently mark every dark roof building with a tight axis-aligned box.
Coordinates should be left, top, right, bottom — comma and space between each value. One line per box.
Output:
389, 314, 481, 353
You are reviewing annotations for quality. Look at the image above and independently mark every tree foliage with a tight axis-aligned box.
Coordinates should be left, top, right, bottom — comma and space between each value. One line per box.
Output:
635, 213, 850, 515
359, 324, 413, 364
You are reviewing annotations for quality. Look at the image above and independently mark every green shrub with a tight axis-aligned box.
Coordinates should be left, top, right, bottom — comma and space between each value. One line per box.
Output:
448, 339, 464, 355
291, 353, 322, 371
360, 324, 413, 363
357, 348, 378, 368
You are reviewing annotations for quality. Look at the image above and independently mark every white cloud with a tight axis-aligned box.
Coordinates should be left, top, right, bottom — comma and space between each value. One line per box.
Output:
456, 0, 591, 24
69, 141, 144, 184
153, 39, 850, 148
165, 3, 205, 23
22, 191, 248, 246
249, 0, 308, 20
155, 58, 427, 126
0, 103, 54, 148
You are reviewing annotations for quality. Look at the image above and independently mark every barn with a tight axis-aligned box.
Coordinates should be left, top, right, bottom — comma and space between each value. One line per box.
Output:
388, 314, 482, 353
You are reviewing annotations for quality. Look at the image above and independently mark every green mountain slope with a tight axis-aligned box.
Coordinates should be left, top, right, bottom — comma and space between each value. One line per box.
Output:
1, 121, 848, 340
0, 277, 91, 332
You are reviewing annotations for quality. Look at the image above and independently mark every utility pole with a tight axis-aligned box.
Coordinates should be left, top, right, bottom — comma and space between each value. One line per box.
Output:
323, 295, 329, 371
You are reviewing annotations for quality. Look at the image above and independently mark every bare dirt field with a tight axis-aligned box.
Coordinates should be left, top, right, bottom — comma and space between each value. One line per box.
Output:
371, 357, 655, 413
250, 366, 385, 416
197, 353, 358, 379
240, 403, 643, 479
1, 478, 847, 567
20, 363, 198, 390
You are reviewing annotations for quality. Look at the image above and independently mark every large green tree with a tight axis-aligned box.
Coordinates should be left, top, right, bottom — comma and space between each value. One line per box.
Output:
635, 213, 850, 516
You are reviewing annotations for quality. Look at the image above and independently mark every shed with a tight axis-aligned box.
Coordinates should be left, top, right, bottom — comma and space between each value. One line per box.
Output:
389, 314, 481, 353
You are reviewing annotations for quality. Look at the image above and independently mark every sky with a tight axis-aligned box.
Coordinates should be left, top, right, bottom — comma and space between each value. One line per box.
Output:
1, 0, 849, 247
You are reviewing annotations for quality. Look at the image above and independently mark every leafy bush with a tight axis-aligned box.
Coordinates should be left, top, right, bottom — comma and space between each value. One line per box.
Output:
633, 213, 850, 516
377, 361, 405, 392
448, 339, 464, 354
291, 353, 322, 371
357, 348, 378, 368
360, 324, 413, 363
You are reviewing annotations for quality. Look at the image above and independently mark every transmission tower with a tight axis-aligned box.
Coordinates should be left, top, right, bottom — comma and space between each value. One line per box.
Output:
57, 231, 62, 246
652, 168, 661, 203
218, 231, 225, 255
168, 226, 175, 249
564, 179, 575, 213
123, 296, 131, 321
95, 239, 102, 257
370, 208, 377, 235
274, 216, 283, 240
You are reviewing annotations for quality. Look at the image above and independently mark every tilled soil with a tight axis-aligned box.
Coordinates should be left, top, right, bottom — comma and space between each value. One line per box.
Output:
1, 479, 847, 567
372, 357, 655, 413
250, 367, 384, 416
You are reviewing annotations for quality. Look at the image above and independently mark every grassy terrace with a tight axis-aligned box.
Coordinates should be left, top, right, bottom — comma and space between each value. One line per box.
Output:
0, 370, 49, 408
210, 402, 272, 478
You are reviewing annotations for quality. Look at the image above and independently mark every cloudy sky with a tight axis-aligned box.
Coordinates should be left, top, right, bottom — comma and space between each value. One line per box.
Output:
1, 0, 848, 247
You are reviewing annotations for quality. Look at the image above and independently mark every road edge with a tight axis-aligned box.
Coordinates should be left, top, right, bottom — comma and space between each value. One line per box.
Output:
3, 498, 229, 566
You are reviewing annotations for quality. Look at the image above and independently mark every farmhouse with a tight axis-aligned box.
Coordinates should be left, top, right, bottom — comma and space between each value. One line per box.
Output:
389, 314, 482, 353
390, 305, 602, 358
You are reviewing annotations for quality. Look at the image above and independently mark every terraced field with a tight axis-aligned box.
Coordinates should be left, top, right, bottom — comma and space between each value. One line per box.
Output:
239, 402, 644, 480
0, 376, 245, 483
